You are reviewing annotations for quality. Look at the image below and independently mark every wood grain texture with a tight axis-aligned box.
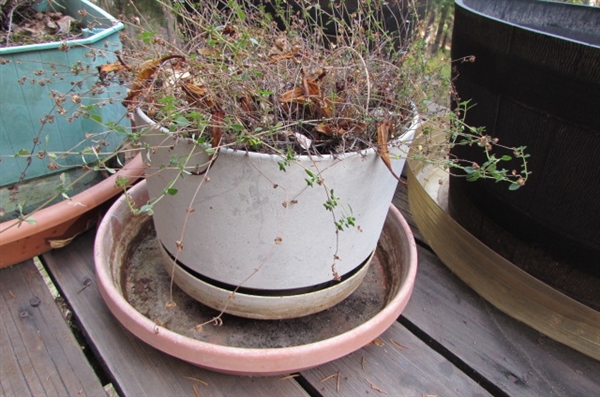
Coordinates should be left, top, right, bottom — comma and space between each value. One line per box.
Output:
0, 260, 106, 397
409, 164, 600, 351
301, 322, 491, 396
399, 176, 600, 396
41, 231, 310, 397
404, 246, 600, 396
3, 178, 590, 397
392, 181, 423, 243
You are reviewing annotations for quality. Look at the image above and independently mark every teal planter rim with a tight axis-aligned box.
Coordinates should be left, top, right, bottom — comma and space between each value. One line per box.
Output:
0, 0, 124, 55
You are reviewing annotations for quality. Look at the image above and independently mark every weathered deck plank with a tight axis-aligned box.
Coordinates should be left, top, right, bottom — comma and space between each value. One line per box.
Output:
40, 232, 310, 397
393, 181, 424, 242
301, 321, 491, 396
42, 228, 491, 396
400, 246, 600, 396
394, 184, 600, 397
0, 260, 106, 397
3, 180, 592, 397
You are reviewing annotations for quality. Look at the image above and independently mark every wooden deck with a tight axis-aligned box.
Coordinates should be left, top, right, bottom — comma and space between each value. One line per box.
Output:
2, 182, 599, 397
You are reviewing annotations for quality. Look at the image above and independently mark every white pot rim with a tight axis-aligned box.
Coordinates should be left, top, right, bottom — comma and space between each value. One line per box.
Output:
134, 106, 420, 162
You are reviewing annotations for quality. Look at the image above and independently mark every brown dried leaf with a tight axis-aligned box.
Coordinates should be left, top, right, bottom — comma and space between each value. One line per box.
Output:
390, 339, 409, 350
377, 121, 401, 181
197, 47, 220, 57
49, 235, 77, 249
97, 62, 128, 81
239, 93, 255, 112
321, 97, 336, 118
279, 78, 320, 104
315, 124, 344, 137
123, 55, 185, 107
279, 86, 307, 104
268, 53, 296, 62
182, 82, 210, 105
221, 24, 237, 36
303, 77, 320, 97
211, 108, 225, 149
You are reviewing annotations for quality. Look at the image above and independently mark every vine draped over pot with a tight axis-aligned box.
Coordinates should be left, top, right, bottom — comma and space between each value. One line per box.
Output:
87, 0, 531, 321
98, 0, 529, 203
0, 0, 531, 317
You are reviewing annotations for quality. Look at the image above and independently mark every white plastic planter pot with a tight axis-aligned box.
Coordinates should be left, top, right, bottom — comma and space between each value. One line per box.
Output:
135, 108, 418, 319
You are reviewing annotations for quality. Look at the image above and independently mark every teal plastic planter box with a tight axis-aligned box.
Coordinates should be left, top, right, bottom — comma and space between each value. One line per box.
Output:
0, 0, 125, 187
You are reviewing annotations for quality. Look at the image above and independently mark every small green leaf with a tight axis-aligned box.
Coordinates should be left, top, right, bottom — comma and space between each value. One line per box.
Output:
90, 114, 103, 123
173, 116, 190, 127
466, 170, 481, 182
139, 31, 157, 44
115, 176, 129, 189
165, 188, 178, 195
140, 204, 154, 215
258, 89, 274, 96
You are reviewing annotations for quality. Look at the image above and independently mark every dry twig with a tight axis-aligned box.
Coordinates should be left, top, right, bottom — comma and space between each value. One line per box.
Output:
365, 378, 388, 394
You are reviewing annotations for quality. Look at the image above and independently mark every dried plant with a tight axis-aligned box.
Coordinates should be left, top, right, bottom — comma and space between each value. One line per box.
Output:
101, 0, 529, 193
101, 0, 417, 160
0, 0, 83, 47
1, 0, 531, 228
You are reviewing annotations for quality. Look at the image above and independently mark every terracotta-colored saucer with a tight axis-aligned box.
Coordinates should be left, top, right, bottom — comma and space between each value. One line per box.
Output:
94, 181, 418, 376
1, 154, 143, 268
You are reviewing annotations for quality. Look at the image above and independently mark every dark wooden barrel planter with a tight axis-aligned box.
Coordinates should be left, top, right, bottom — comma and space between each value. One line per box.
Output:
449, 0, 600, 310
